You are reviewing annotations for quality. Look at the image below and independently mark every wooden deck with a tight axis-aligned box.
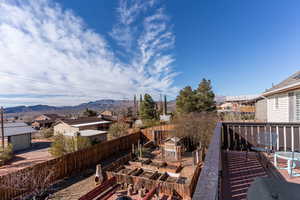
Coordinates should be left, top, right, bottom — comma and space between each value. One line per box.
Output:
222, 151, 268, 200
222, 151, 300, 200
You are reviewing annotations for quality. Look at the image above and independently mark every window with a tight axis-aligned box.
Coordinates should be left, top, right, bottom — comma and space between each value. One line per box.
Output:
275, 96, 279, 109
296, 93, 300, 121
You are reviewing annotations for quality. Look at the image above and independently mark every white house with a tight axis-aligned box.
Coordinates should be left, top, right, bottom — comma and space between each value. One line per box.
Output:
263, 71, 300, 122
53, 117, 111, 143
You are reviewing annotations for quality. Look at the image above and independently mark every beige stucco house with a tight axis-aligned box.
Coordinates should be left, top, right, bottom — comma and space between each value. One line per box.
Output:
54, 117, 111, 143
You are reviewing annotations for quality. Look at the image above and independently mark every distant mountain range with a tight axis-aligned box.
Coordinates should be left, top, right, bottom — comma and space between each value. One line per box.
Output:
4, 96, 226, 115
4, 99, 125, 114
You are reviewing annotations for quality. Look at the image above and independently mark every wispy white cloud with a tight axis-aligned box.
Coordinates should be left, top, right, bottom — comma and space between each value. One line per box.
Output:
0, 0, 177, 106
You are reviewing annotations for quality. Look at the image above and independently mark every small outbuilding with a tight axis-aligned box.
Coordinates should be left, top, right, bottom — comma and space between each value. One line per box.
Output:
163, 137, 184, 161
1, 122, 36, 152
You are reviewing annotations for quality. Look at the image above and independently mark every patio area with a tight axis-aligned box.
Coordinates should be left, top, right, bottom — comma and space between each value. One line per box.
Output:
221, 150, 300, 200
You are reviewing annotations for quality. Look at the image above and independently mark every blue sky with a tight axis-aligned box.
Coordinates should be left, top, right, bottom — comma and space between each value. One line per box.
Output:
0, 0, 299, 106
58, 0, 300, 95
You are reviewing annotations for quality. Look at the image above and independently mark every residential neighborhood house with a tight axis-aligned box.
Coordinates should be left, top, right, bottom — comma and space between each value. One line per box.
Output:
263, 70, 300, 122
32, 114, 63, 129
219, 95, 261, 114
53, 117, 112, 143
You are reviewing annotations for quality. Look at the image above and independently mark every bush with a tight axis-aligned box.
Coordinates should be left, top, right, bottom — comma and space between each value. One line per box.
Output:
49, 134, 66, 157
108, 122, 129, 139
0, 144, 13, 164
76, 136, 91, 150
41, 128, 54, 138
49, 134, 92, 157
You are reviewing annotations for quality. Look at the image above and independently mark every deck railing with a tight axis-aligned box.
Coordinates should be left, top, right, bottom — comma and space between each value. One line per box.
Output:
222, 122, 300, 152
192, 122, 222, 200
192, 121, 300, 200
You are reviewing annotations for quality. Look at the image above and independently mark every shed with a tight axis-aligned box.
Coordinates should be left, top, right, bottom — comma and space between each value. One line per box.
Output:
163, 137, 184, 161
1, 122, 36, 151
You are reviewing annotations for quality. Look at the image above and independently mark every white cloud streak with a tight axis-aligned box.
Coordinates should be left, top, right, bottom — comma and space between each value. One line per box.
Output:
0, 0, 177, 106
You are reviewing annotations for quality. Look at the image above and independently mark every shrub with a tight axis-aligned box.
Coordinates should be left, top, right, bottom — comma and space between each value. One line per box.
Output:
108, 122, 129, 139
49, 134, 66, 157
76, 136, 91, 150
0, 144, 13, 164
49, 134, 92, 157
41, 128, 54, 138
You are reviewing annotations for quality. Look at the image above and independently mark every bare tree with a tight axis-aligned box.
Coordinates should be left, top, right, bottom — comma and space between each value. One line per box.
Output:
172, 112, 217, 152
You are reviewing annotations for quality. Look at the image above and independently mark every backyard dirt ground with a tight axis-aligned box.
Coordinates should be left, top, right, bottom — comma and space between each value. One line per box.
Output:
47, 169, 96, 200
0, 139, 52, 176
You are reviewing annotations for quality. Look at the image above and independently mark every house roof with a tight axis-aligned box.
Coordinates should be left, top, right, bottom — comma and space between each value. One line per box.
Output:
64, 130, 107, 137
264, 71, 300, 95
44, 114, 61, 119
60, 117, 111, 127
0, 122, 36, 137
99, 114, 117, 122
225, 95, 261, 102
71, 121, 111, 127
35, 114, 62, 121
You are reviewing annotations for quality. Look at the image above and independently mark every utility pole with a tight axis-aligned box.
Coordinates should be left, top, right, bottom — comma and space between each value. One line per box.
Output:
1, 107, 4, 149
163, 95, 167, 115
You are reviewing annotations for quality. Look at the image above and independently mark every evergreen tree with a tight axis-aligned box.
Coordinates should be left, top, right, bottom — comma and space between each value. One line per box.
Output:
139, 93, 157, 120
176, 86, 197, 114
176, 79, 216, 114
195, 79, 216, 112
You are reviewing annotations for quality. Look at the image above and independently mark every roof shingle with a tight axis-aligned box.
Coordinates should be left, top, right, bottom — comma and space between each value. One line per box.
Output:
265, 70, 300, 93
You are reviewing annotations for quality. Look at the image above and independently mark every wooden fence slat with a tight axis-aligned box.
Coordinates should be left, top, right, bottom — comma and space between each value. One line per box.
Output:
0, 132, 141, 200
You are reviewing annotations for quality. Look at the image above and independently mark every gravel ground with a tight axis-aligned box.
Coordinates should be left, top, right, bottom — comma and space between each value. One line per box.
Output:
47, 169, 96, 200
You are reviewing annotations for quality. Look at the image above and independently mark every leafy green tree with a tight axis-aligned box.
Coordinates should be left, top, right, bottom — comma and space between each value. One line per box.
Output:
195, 79, 216, 112
176, 86, 197, 114
139, 94, 157, 120
82, 108, 98, 117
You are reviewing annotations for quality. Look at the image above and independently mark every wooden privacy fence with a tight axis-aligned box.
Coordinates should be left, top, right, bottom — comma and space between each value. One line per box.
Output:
222, 122, 300, 152
0, 132, 140, 200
